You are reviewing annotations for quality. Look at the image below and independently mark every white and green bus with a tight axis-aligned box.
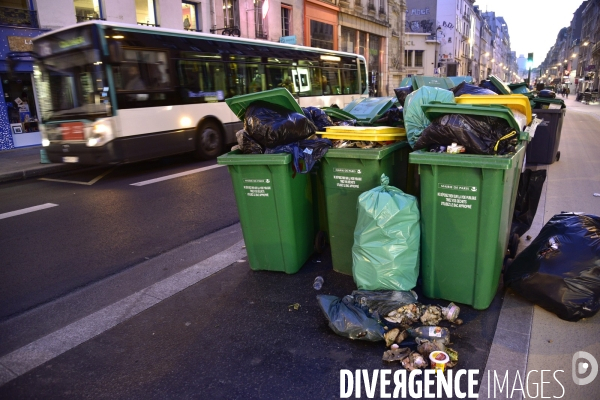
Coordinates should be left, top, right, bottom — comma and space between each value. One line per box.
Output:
33, 21, 368, 164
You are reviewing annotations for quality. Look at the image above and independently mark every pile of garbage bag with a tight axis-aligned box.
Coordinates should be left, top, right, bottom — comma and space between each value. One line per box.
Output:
403, 86, 455, 148
232, 100, 333, 173
413, 113, 519, 155
317, 290, 462, 370
504, 212, 600, 321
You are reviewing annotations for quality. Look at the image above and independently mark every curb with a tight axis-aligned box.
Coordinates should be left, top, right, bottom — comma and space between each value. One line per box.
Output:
0, 164, 81, 184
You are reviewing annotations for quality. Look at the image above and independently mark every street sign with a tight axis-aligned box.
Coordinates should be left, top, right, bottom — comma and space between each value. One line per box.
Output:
279, 35, 296, 44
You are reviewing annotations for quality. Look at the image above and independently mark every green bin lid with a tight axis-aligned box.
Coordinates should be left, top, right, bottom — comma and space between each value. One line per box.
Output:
323, 107, 357, 121
448, 76, 474, 86
508, 83, 530, 94
421, 102, 521, 132
412, 76, 455, 90
343, 96, 396, 122
487, 75, 512, 95
225, 87, 303, 120
400, 77, 412, 87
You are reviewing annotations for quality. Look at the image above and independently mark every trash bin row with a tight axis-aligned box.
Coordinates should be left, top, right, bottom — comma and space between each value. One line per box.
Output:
217, 84, 536, 311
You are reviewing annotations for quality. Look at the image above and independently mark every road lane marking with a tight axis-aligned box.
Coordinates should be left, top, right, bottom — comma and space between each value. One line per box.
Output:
0, 203, 58, 220
0, 241, 246, 385
130, 164, 225, 186
39, 166, 118, 185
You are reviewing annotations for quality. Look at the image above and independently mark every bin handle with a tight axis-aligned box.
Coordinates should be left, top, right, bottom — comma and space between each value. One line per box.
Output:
494, 130, 517, 153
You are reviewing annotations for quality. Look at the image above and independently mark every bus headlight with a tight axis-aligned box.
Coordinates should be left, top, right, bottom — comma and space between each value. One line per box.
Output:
42, 139, 50, 147
87, 119, 114, 147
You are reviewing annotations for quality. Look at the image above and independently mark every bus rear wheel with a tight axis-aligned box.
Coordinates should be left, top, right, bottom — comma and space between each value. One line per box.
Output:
194, 122, 223, 160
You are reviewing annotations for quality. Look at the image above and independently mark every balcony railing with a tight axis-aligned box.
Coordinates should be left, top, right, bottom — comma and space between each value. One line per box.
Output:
0, 6, 39, 28
76, 15, 105, 23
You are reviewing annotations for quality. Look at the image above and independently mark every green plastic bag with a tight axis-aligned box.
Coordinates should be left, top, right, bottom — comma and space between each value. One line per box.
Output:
403, 86, 455, 148
352, 174, 420, 291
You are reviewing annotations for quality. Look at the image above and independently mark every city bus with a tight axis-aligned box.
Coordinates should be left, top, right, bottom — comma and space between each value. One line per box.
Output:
32, 21, 368, 164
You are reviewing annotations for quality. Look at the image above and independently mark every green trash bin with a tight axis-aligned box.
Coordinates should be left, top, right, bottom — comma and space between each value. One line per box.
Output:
320, 141, 411, 275
217, 150, 316, 274
409, 103, 527, 309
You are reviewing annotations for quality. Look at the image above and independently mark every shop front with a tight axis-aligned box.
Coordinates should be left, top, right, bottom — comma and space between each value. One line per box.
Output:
0, 27, 47, 150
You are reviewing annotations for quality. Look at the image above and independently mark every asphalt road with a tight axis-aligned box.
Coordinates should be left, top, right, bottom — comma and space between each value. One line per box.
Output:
0, 154, 239, 321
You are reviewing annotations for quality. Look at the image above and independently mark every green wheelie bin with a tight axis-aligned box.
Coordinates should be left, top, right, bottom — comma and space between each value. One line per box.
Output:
320, 140, 411, 275
409, 103, 528, 309
217, 151, 316, 274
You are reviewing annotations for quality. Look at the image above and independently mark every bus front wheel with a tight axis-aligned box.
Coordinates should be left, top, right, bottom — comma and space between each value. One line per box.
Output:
194, 122, 223, 160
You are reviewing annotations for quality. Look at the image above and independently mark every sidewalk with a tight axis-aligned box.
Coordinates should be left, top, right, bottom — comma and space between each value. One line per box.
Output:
0, 95, 599, 398
0, 146, 81, 183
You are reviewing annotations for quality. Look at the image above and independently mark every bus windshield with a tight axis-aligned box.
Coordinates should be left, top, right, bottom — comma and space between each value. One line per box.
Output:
34, 49, 111, 122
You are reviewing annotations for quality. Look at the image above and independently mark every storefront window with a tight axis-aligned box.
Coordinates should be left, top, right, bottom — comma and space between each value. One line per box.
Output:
182, 2, 197, 31
1, 73, 39, 133
74, 0, 102, 22
136, 0, 157, 26
340, 26, 356, 54
358, 31, 366, 57
310, 20, 334, 50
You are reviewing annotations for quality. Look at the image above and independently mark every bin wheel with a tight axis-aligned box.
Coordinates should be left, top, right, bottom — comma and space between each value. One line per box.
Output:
508, 233, 520, 259
314, 230, 327, 253
556, 151, 561, 162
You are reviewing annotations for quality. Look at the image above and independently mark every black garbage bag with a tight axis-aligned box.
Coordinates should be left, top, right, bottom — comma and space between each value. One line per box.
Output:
302, 106, 334, 131
511, 169, 547, 237
334, 119, 357, 126
265, 138, 332, 173
394, 85, 414, 107
538, 89, 556, 98
351, 290, 418, 317
413, 113, 518, 155
504, 213, 600, 321
373, 105, 404, 126
244, 100, 317, 148
317, 294, 385, 341
479, 80, 502, 94
235, 129, 263, 154
452, 81, 498, 96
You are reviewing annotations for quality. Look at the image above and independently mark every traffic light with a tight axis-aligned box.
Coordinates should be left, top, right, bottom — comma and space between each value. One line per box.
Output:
527, 53, 534, 69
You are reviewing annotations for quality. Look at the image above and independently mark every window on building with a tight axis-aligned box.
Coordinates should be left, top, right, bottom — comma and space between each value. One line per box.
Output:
74, 0, 102, 22
341, 26, 356, 53
415, 50, 423, 67
310, 20, 334, 50
358, 31, 366, 57
281, 5, 291, 37
404, 50, 413, 67
223, 0, 235, 28
182, 2, 197, 31
136, 0, 157, 26
254, 0, 266, 38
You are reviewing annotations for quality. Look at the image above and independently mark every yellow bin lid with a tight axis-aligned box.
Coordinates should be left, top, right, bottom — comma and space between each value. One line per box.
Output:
319, 126, 406, 141
455, 94, 532, 124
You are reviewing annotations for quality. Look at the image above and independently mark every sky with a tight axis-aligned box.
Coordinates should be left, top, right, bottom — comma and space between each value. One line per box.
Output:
473, 0, 583, 66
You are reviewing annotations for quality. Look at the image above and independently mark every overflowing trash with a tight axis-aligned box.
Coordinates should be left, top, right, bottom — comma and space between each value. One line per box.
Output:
504, 212, 600, 321
413, 113, 519, 155
352, 174, 420, 291
403, 86, 455, 148
452, 81, 498, 96
265, 136, 333, 174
